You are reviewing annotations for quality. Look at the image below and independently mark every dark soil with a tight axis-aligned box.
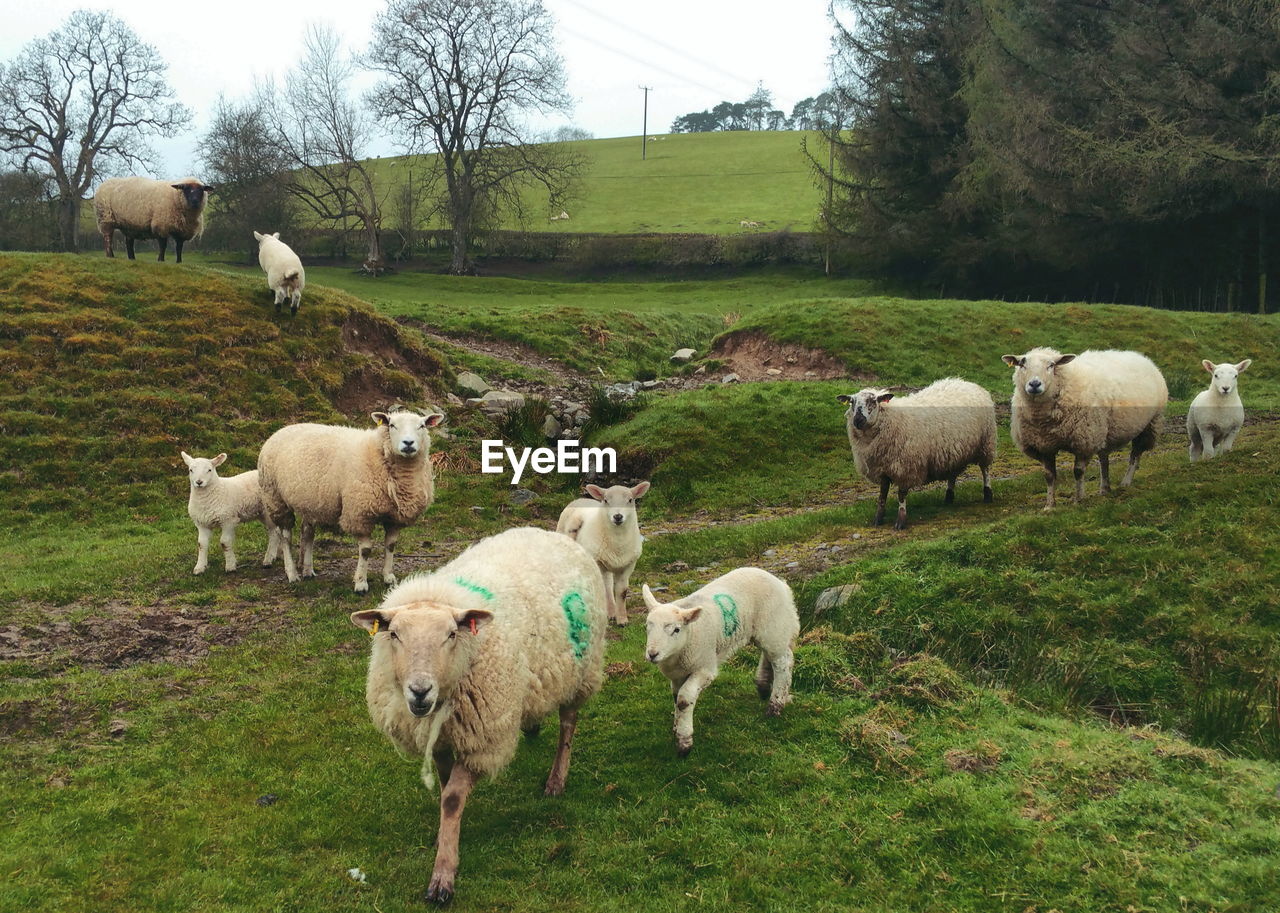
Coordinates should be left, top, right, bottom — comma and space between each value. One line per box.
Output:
711, 330, 861, 381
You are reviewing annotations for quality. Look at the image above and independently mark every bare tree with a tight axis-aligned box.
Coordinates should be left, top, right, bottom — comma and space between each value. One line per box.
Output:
259, 25, 387, 273
367, 0, 582, 275
0, 10, 191, 252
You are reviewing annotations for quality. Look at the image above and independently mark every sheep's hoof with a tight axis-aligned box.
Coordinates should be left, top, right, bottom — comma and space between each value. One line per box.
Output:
354, 582, 370, 594
383, 574, 397, 586
424, 875, 455, 906
983, 488, 993, 503
193, 567, 206, 575
675, 739, 693, 757
522, 724, 541, 739
286, 573, 301, 583
893, 519, 906, 531
543, 778, 565, 797
610, 617, 628, 627
765, 701, 784, 717
756, 683, 771, 700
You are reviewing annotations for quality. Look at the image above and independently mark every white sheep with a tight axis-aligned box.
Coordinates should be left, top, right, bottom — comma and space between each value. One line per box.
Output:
181, 451, 278, 575
350, 526, 607, 904
641, 567, 799, 756
556, 481, 650, 625
549, 210, 570, 221
253, 231, 305, 315
739, 219, 762, 228
1188, 358, 1252, 461
1002, 348, 1168, 508
94, 177, 213, 263
257, 408, 445, 593
837, 377, 997, 529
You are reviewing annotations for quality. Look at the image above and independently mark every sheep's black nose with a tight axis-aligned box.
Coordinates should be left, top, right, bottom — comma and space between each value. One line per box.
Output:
647, 650, 659, 662
612, 514, 625, 524
409, 685, 433, 702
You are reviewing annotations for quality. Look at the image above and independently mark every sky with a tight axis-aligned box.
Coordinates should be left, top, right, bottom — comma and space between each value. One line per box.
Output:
0, 0, 841, 177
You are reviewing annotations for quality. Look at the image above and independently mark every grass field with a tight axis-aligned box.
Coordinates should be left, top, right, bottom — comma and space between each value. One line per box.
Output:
3, 253, 1279, 912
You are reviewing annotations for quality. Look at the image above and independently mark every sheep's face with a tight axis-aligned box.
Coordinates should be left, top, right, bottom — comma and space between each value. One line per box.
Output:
1203, 359, 1251, 396
171, 182, 214, 209
584, 481, 650, 527
1002, 349, 1076, 399
351, 603, 492, 717
642, 586, 702, 663
837, 389, 894, 432
181, 451, 226, 490
373, 409, 446, 459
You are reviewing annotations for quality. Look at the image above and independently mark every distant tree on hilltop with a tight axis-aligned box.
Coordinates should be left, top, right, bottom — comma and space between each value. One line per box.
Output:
670, 84, 808, 133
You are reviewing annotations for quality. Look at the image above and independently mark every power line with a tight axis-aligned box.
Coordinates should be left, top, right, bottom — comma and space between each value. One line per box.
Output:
557, 23, 741, 100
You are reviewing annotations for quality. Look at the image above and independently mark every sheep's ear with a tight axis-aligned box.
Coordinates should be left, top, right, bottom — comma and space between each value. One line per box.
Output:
678, 605, 703, 624
181, 451, 194, 467
271, 231, 279, 239
836, 393, 854, 404
1202, 359, 1216, 374
201, 185, 215, 194
585, 484, 606, 501
1001, 355, 1023, 368
211, 453, 228, 467
876, 392, 894, 404
630, 481, 651, 499
171, 184, 185, 191
423, 412, 445, 428
452, 607, 493, 633
253, 231, 264, 241
642, 584, 663, 611
371, 411, 390, 427
1236, 359, 1252, 373
1054, 354, 1076, 367
350, 609, 394, 634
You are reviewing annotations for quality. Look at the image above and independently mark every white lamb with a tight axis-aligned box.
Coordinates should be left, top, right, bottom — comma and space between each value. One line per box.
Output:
257, 408, 444, 593
351, 527, 607, 905
837, 377, 997, 529
253, 231, 306, 315
642, 567, 799, 756
1187, 359, 1253, 461
1003, 348, 1168, 508
556, 481, 650, 625
181, 451, 278, 575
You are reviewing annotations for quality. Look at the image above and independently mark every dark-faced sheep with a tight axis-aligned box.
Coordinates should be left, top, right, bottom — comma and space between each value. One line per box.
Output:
94, 177, 214, 263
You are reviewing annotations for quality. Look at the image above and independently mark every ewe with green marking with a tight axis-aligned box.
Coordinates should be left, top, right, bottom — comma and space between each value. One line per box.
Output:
642, 567, 799, 756
351, 527, 607, 906
556, 481, 651, 625
1003, 348, 1167, 508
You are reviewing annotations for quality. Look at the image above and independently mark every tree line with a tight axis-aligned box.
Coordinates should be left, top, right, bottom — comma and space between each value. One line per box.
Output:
670, 87, 840, 134
0, 1, 581, 275
817, 0, 1280, 312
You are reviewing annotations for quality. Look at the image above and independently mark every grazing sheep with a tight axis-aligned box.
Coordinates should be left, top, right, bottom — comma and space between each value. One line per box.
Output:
739, 219, 762, 228
253, 231, 305, 315
94, 177, 213, 263
1002, 348, 1168, 508
350, 527, 607, 904
257, 408, 445, 593
181, 451, 278, 575
837, 378, 997, 529
641, 567, 798, 756
1188, 359, 1253, 461
556, 482, 650, 625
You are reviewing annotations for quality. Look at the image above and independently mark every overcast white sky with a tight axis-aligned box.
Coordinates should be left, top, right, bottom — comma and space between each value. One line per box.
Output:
1, 0, 840, 177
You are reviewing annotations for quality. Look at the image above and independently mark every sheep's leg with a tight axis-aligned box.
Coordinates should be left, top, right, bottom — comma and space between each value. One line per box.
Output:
424, 762, 477, 906
1188, 427, 1204, 462
353, 533, 375, 594
220, 521, 239, 572
673, 671, 714, 757
543, 705, 579, 796
612, 564, 634, 626
670, 674, 688, 703
873, 478, 890, 526
194, 525, 212, 575
125, 237, 135, 260
382, 523, 401, 586
944, 476, 956, 505
1072, 455, 1089, 503
291, 290, 301, 315
1201, 436, 1218, 460
893, 486, 909, 530
1220, 429, 1239, 454
1098, 452, 1112, 494
1041, 457, 1057, 510
300, 522, 317, 578
764, 648, 794, 716
273, 288, 285, 313
102, 231, 113, 258
433, 747, 454, 790
174, 237, 184, 264
755, 653, 774, 700
277, 524, 300, 583
156, 237, 167, 262
1123, 422, 1159, 486
261, 514, 279, 566
981, 463, 993, 503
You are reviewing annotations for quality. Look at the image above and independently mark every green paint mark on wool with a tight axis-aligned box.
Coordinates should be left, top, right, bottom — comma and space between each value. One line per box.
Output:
454, 577, 494, 601
714, 594, 740, 638
562, 591, 591, 659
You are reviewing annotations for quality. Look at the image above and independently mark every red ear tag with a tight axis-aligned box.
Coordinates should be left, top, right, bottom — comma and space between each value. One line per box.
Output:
469, 618, 477, 635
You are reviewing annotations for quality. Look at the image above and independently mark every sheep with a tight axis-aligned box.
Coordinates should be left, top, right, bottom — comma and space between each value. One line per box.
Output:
641, 567, 798, 756
257, 408, 445, 593
1002, 348, 1168, 508
181, 451, 279, 575
556, 481, 650, 625
739, 219, 762, 228
350, 526, 607, 905
1188, 358, 1253, 461
549, 210, 570, 221
253, 231, 305, 315
837, 378, 997, 530
94, 177, 214, 263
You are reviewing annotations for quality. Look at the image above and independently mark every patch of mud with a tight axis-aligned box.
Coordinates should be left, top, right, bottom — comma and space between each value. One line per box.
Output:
338, 310, 448, 414
711, 330, 860, 382
396, 317, 586, 388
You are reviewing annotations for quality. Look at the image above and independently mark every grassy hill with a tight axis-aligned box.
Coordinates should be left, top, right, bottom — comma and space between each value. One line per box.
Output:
3, 256, 1279, 912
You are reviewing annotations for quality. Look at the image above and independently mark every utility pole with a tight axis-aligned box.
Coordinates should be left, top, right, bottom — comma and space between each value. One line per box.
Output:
640, 85, 652, 160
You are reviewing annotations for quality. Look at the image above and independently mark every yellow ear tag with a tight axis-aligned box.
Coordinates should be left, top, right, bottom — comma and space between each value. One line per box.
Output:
371, 619, 379, 637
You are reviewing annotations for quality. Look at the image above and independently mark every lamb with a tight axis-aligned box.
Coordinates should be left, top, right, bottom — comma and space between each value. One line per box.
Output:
556, 481, 650, 625
94, 177, 214, 263
837, 377, 997, 529
1002, 348, 1168, 508
253, 231, 306, 315
641, 567, 799, 756
257, 408, 445, 593
1187, 359, 1253, 461
181, 451, 278, 575
350, 526, 607, 904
